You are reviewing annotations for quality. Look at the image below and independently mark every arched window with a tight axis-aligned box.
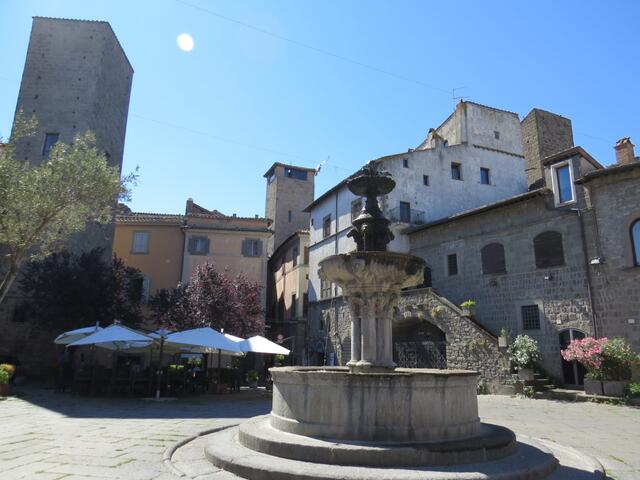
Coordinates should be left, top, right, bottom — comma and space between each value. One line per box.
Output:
534, 231, 565, 268
481, 243, 506, 274
631, 219, 640, 267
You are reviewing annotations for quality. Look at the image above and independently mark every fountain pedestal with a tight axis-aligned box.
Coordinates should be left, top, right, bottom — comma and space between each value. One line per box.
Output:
319, 252, 424, 373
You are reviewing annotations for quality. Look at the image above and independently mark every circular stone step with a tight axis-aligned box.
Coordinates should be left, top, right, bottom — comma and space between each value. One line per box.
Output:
205, 425, 602, 480
238, 415, 516, 467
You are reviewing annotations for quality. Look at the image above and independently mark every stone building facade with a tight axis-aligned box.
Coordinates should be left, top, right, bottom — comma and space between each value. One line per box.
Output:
305, 102, 640, 388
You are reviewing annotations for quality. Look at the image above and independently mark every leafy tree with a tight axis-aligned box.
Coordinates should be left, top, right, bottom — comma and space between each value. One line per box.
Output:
0, 115, 135, 304
150, 262, 264, 337
19, 248, 144, 331
148, 284, 193, 330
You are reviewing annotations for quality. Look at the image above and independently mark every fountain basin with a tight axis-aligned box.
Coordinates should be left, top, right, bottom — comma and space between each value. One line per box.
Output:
270, 367, 481, 443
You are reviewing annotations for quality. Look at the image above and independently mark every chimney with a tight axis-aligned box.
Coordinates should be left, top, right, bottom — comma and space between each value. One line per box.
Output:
614, 137, 635, 165
185, 197, 194, 214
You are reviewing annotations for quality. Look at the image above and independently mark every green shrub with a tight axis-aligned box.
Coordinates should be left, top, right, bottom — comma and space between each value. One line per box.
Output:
0, 369, 9, 385
507, 335, 540, 370
627, 382, 640, 398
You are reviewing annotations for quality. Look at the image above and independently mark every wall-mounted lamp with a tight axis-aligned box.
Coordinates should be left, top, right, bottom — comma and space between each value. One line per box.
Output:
589, 257, 604, 265
544, 274, 554, 281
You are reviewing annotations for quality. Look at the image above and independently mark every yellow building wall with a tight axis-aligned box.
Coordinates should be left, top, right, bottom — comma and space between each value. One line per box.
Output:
113, 224, 183, 294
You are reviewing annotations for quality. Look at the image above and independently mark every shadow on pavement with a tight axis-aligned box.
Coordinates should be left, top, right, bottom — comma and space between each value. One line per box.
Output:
10, 383, 272, 419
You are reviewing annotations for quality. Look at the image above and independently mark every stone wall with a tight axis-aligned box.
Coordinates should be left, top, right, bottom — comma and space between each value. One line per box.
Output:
408, 190, 595, 383
308, 288, 508, 392
581, 165, 640, 350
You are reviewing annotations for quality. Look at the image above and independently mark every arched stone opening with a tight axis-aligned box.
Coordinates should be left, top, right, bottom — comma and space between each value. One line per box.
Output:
393, 318, 447, 369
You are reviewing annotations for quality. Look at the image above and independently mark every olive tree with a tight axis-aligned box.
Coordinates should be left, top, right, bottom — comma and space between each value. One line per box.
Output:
0, 116, 135, 304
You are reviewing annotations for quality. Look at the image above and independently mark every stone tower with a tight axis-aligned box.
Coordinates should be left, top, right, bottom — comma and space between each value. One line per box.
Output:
521, 108, 574, 189
264, 163, 316, 254
11, 17, 133, 252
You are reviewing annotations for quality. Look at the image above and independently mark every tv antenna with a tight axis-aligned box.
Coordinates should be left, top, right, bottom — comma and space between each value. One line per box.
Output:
452, 87, 468, 108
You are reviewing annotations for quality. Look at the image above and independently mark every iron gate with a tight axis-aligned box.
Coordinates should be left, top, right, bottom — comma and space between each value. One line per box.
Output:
394, 341, 447, 369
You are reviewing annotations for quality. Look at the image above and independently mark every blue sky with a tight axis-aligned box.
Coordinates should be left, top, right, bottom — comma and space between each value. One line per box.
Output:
1, 0, 639, 216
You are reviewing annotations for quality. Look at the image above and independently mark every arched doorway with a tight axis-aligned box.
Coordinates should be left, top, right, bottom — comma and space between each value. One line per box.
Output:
559, 329, 586, 387
393, 319, 446, 369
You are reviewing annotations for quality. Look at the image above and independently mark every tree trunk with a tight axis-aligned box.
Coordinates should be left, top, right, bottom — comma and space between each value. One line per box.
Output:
0, 261, 19, 306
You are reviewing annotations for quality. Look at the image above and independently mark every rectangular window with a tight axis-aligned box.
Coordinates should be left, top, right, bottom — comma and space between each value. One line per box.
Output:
494, 131, 500, 140
554, 164, 574, 203
242, 239, 263, 257
320, 279, 332, 299
303, 293, 309, 316
323, 215, 331, 238
399, 201, 411, 223
303, 246, 309, 264
132, 231, 150, 254
447, 253, 458, 276
403, 158, 409, 168
423, 175, 429, 186
188, 236, 209, 255
480, 167, 490, 185
292, 246, 299, 267
521, 305, 541, 330
451, 163, 462, 180
285, 167, 307, 181
42, 133, 59, 156
351, 199, 362, 222
288, 210, 292, 223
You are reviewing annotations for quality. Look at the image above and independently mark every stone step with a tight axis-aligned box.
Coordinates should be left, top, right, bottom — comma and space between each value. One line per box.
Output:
204, 426, 605, 480
237, 415, 516, 467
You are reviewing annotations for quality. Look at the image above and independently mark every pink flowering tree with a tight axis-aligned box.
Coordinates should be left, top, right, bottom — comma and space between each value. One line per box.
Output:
150, 262, 265, 336
561, 337, 607, 379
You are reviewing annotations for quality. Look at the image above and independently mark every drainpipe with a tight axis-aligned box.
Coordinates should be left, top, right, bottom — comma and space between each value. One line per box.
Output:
573, 208, 599, 338
179, 223, 187, 285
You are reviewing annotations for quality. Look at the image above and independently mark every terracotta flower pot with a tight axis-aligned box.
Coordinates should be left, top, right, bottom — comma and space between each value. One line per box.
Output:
602, 380, 628, 398
583, 378, 603, 396
0, 384, 11, 396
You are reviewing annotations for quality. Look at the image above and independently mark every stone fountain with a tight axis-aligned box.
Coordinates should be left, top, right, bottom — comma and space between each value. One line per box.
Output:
205, 163, 605, 479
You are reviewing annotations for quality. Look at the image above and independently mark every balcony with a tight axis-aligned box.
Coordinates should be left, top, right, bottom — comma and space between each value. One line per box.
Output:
387, 207, 426, 225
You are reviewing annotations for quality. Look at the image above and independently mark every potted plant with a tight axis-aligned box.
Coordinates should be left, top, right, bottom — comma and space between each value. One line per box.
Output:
0, 369, 10, 396
460, 300, 476, 316
246, 370, 259, 389
507, 335, 539, 382
627, 382, 640, 407
561, 337, 607, 395
498, 328, 509, 348
601, 338, 637, 397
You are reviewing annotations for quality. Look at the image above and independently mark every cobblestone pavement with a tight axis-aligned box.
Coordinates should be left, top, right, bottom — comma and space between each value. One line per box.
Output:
1, 386, 639, 480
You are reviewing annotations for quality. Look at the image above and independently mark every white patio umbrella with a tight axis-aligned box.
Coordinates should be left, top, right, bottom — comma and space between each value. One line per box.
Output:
238, 336, 290, 355
67, 324, 154, 350
54, 324, 103, 345
165, 327, 243, 355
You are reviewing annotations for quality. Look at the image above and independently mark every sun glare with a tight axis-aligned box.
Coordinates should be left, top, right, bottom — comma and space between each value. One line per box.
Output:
177, 33, 194, 52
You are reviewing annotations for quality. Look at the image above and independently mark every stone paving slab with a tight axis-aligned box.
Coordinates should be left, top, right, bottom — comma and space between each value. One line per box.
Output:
1, 386, 638, 480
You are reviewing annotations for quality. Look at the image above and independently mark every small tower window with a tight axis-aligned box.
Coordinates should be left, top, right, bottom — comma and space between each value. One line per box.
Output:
42, 133, 59, 156
403, 158, 409, 168
480, 167, 490, 185
423, 175, 429, 186
494, 131, 500, 140
288, 210, 292, 223
451, 163, 462, 180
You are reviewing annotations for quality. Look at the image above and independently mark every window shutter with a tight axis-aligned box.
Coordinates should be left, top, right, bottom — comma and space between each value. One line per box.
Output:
204, 238, 210, 254
188, 237, 196, 253
481, 243, 506, 274
256, 240, 263, 257
241, 239, 249, 256
534, 231, 564, 268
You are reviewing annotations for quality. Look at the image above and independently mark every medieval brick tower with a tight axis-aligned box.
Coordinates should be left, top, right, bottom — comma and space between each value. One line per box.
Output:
264, 163, 316, 254
11, 17, 134, 252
